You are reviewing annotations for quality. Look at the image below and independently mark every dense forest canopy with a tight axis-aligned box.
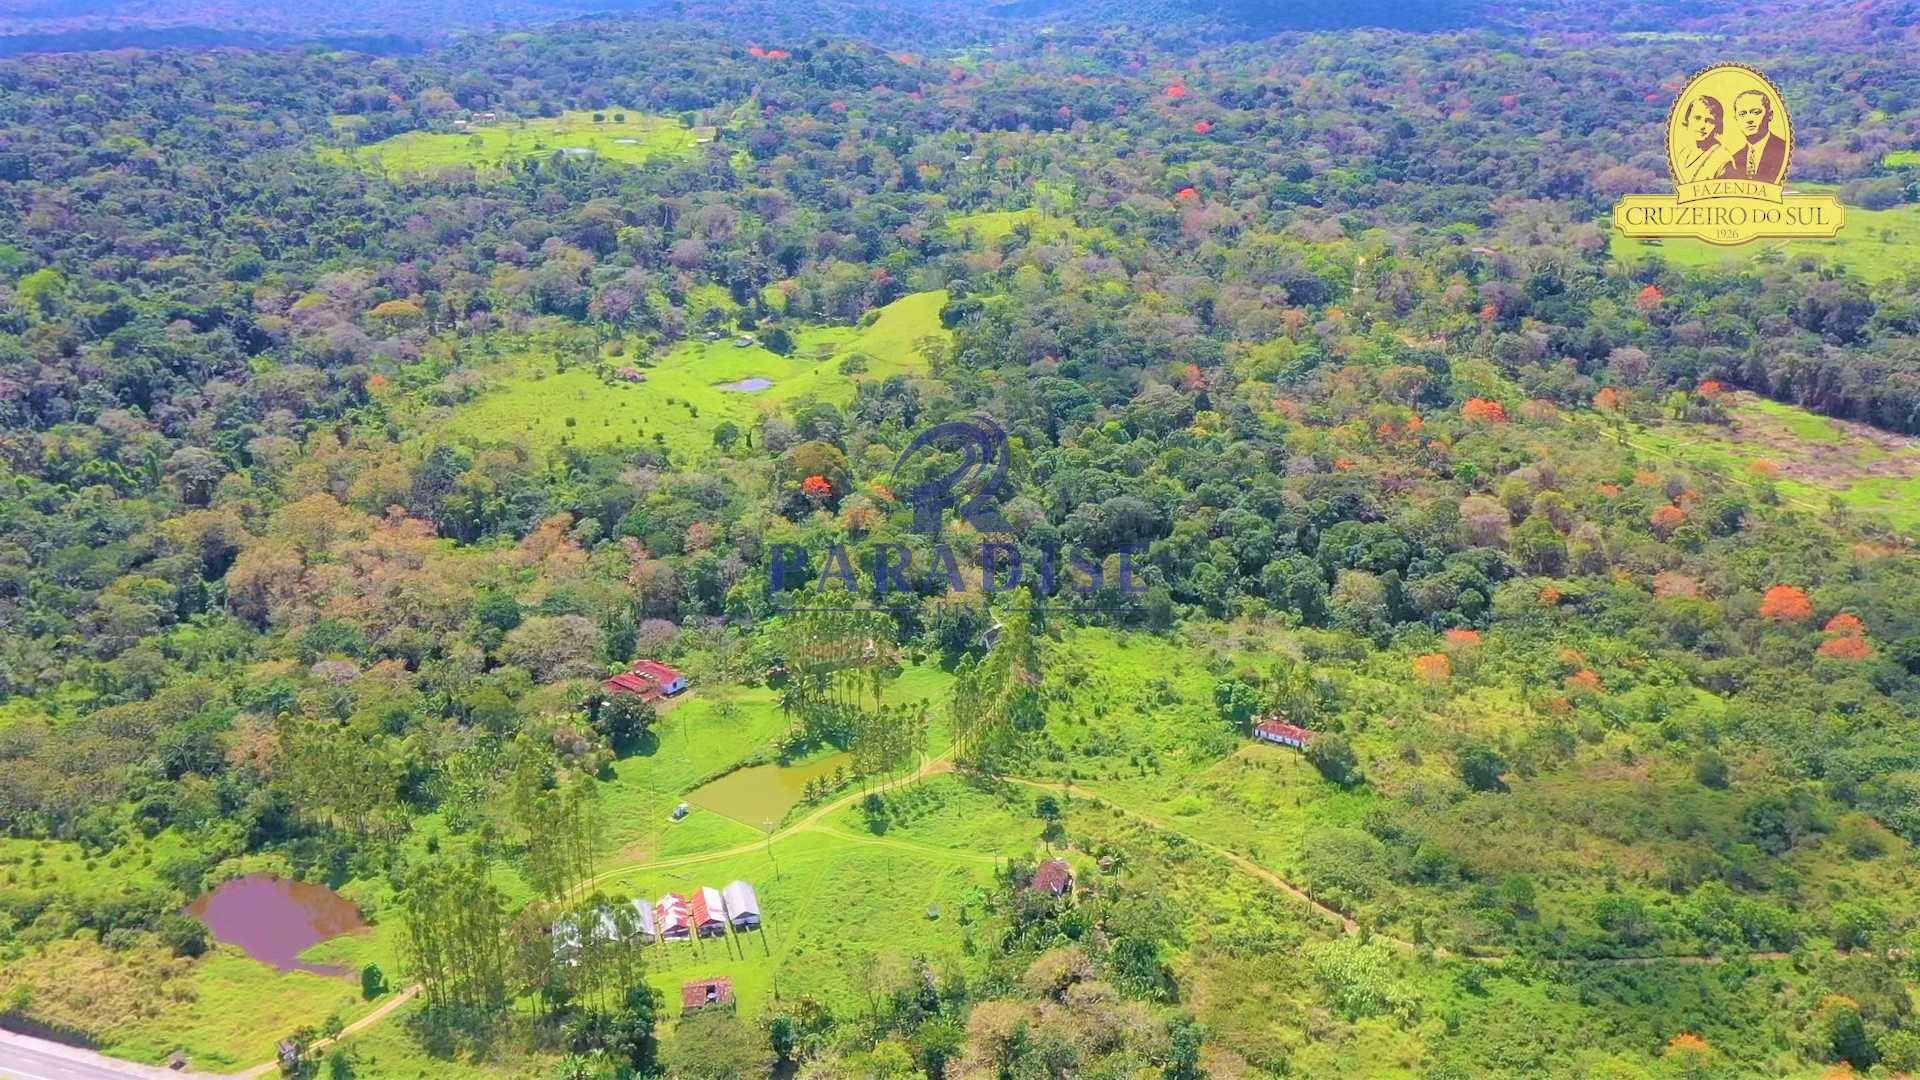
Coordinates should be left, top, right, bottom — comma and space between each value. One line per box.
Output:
0, 1, 1917, 1077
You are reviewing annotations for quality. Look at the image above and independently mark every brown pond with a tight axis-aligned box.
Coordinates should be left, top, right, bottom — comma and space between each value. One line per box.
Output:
185, 874, 365, 976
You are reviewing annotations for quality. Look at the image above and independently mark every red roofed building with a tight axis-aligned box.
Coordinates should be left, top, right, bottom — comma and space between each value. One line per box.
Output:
1253, 717, 1316, 750
1031, 858, 1074, 897
689, 886, 728, 938
681, 977, 735, 1013
602, 659, 688, 703
656, 893, 692, 941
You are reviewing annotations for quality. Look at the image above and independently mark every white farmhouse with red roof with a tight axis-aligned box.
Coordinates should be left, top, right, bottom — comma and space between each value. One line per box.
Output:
602, 659, 688, 703
1252, 716, 1317, 750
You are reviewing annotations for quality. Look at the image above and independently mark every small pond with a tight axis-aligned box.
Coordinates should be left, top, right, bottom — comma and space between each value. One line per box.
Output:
186, 874, 366, 976
715, 377, 774, 392
687, 751, 854, 826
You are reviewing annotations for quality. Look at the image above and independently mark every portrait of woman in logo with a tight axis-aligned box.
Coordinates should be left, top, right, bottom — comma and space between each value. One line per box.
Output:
1667, 65, 1792, 190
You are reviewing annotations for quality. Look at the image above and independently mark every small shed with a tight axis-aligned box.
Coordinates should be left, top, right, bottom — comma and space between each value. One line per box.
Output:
681, 977, 734, 1013
1031, 858, 1074, 897
617, 367, 648, 383
722, 880, 761, 931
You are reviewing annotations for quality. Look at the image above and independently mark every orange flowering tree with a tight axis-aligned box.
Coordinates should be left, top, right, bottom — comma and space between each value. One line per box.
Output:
1461, 397, 1507, 423
800, 474, 833, 509
1758, 585, 1814, 622
1649, 504, 1686, 538
1565, 669, 1604, 695
1413, 652, 1453, 686
1818, 636, 1875, 661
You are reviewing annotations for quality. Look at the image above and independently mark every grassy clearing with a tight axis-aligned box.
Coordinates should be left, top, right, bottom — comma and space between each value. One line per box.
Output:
323, 111, 707, 174
579, 823, 996, 1027
1626, 391, 1920, 533
0, 833, 189, 901
435, 290, 949, 457
948, 209, 1048, 247
947, 202, 1108, 253
1610, 188, 1920, 281
1885, 150, 1920, 167
598, 662, 956, 861
105, 946, 373, 1070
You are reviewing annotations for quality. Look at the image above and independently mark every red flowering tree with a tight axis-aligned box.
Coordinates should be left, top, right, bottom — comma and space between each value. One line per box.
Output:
1635, 284, 1664, 312
800, 474, 833, 509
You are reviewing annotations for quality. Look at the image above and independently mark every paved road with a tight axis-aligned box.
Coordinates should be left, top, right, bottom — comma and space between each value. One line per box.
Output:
0, 1028, 209, 1080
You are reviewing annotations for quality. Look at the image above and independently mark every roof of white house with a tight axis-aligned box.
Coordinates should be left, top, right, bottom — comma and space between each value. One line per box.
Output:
657, 893, 691, 927
723, 880, 761, 916
693, 886, 727, 925
594, 906, 633, 943
632, 898, 657, 934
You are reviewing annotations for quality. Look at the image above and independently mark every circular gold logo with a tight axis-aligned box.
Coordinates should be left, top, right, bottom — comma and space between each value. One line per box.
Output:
1667, 64, 1793, 190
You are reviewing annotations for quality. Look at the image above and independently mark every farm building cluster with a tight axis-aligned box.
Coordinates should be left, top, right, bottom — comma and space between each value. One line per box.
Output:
600, 659, 688, 704
653, 881, 761, 940
552, 880, 759, 962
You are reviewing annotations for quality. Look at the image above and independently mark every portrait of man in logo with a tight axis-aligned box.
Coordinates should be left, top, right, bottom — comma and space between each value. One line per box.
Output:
1720, 87, 1787, 183
1665, 65, 1793, 192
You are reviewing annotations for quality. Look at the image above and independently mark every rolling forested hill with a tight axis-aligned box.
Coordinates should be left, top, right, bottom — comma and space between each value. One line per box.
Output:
0, 2, 1917, 1078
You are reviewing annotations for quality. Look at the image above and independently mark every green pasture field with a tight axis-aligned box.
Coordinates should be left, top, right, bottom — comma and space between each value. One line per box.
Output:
596, 661, 955, 861
1622, 391, 1920, 534
999, 625, 1920, 961
105, 945, 380, 1070
1884, 150, 1920, 167
321, 111, 708, 174
1609, 186, 1920, 282
434, 290, 950, 457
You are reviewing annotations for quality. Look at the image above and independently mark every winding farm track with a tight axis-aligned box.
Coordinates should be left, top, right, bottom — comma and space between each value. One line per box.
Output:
232, 986, 422, 1080
996, 775, 1794, 967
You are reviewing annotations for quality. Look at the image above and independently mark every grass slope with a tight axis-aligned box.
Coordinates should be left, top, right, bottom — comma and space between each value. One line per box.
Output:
1626, 391, 1920, 533
1610, 187, 1920, 282
436, 290, 949, 457
324, 111, 707, 174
